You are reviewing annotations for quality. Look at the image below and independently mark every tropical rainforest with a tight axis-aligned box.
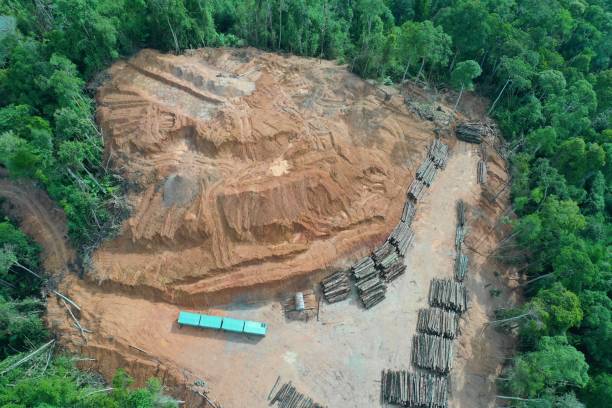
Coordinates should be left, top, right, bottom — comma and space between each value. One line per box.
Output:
0, 0, 610, 407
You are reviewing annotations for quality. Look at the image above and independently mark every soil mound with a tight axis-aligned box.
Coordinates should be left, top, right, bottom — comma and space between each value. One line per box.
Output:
93, 48, 433, 304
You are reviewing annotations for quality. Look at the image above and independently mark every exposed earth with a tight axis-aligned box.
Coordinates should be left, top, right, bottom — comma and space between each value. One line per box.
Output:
0, 48, 514, 407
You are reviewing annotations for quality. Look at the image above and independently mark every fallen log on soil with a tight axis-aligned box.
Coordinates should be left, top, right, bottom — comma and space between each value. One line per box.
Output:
411, 333, 455, 374
380, 369, 448, 408
455, 224, 465, 251
417, 308, 459, 339
428, 279, 468, 313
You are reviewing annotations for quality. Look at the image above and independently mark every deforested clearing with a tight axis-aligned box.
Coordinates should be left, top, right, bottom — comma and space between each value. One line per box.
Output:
8, 48, 515, 407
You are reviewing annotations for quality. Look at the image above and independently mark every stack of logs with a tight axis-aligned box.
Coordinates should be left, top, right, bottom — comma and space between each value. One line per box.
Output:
401, 200, 416, 223
454, 200, 469, 282
352, 256, 387, 309
373, 241, 406, 282
416, 159, 437, 187
454, 253, 468, 282
269, 382, 326, 408
428, 138, 449, 168
407, 179, 427, 201
389, 221, 415, 257
321, 271, 351, 303
477, 160, 487, 184
456, 122, 491, 144
417, 308, 459, 339
380, 370, 448, 408
412, 333, 455, 374
428, 279, 468, 313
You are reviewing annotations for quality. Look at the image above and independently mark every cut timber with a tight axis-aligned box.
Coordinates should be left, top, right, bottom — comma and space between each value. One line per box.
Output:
477, 160, 487, 184
428, 138, 449, 169
454, 252, 469, 282
270, 381, 326, 408
400, 200, 416, 224
412, 333, 455, 374
456, 200, 465, 227
380, 369, 448, 408
455, 224, 465, 251
455, 121, 493, 144
407, 179, 426, 201
417, 308, 459, 339
321, 271, 350, 303
416, 159, 437, 186
428, 279, 468, 313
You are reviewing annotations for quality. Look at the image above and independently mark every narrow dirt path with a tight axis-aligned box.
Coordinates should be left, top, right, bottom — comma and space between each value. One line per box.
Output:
0, 178, 74, 274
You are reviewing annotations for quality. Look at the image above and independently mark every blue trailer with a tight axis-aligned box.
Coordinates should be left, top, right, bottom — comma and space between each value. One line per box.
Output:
177, 311, 267, 336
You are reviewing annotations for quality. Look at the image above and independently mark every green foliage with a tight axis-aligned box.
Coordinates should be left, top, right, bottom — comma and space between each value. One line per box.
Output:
450, 60, 482, 91
505, 336, 589, 399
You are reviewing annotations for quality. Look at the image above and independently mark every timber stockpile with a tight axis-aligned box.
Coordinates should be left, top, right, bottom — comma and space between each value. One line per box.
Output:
389, 221, 415, 257
372, 241, 407, 283
454, 253, 469, 282
352, 256, 387, 309
411, 333, 455, 374
407, 178, 427, 201
380, 370, 449, 408
455, 121, 495, 144
428, 279, 468, 313
417, 308, 459, 339
428, 138, 449, 169
477, 159, 487, 184
401, 200, 416, 223
269, 381, 326, 408
416, 159, 438, 187
321, 271, 350, 304
454, 200, 469, 282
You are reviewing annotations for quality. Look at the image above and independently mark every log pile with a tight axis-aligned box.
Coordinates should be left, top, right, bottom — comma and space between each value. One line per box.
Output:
416, 159, 437, 186
401, 200, 416, 224
380, 261, 406, 282
321, 271, 350, 303
355, 274, 386, 309
454, 253, 468, 282
372, 241, 396, 264
283, 290, 317, 319
417, 308, 459, 339
428, 139, 449, 169
456, 200, 465, 227
456, 122, 490, 144
269, 382, 326, 408
380, 370, 448, 408
407, 179, 426, 201
412, 333, 455, 374
352, 256, 387, 308
477, 160, 487, 184
428, 279, 468, 313
351, 256, 377, 281
390, 224, 415, 257
455, 224, 465, 250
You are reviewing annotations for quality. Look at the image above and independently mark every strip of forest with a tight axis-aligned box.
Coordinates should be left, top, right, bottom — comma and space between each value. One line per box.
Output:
0, 1, 609, 407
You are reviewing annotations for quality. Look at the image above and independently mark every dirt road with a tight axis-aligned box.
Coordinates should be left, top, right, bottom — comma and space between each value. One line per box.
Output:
0, 178, 75, 274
